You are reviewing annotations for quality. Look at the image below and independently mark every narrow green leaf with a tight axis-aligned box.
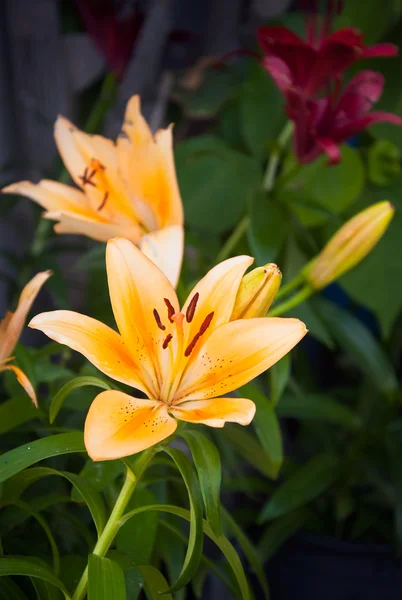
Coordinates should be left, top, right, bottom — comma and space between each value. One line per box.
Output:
71, 459, 124, 501
316, 299, 398, 397
0, 558, 70, 598
161, 448, 203, 592
2, 467, 106, 536
248, 190, 287, 264
49, 377, 111, 424
88, 555, 126, 600
137, 565, 173, 600
270, 354, 290, 406
241, 383, 283, 478
258, 509, 310, 562
116, 489, 158, 565
120, 505, 250, 600
221, 507, 270, 600
277, 392, 361, 431
223, 424, 276, 478
179, 430, 222, 536
0, 577, 28, 599
0, 433, 85, 483
0, 395, 40, 434
259, 453, 342, 522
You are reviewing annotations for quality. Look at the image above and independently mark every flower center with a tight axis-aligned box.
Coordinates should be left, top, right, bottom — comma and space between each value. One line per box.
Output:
79, 158, 110, 211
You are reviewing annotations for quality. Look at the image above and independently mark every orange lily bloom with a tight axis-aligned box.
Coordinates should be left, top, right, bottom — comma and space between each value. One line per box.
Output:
0, 271, 51, 407
3, 96, 184, 287
29, 239, 306, 461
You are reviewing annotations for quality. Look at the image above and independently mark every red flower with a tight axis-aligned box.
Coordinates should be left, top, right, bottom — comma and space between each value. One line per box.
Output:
286, 71, 402, 164
76, 0, 144, 79
258, 14, 397, 96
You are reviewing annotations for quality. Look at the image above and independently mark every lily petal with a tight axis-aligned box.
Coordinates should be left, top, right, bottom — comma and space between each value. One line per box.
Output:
171, 397, 256, 427
181, 256, 254, 353
84, 390, 177, 460
52, 213, 142, 244
106, 237, 179, 389
2, 364, 38, 407
29, 310, 151, 396
120, 95, 153, 147
0, 270, 51, 362
177, 317, 307, 401
2, 180, 92, 217
54, 116, 89, 188
139, 225, 184, 288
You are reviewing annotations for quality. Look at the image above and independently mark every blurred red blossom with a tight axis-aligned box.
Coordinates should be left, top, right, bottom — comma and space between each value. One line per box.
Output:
75, 0, 144, 79
286, 71, 402, 164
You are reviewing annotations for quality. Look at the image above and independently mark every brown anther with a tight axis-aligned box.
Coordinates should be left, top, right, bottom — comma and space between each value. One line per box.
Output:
90, 158, 105, 171
184, 311, 214, 357
79, 167, 97, 187
186, 292, 199, 323
164, 298, 175, 323
153, 309, 166, 331
162, 333, 173, 349
97, 191, 109, 211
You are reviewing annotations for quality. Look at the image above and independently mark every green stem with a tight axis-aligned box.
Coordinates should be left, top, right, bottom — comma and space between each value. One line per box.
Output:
263, 121, 294, 191
216, 215, 249, 263
275, 273, 304, 301
268, 286, 312, 317
30, 72, 118, 259
72, 448, 154, 600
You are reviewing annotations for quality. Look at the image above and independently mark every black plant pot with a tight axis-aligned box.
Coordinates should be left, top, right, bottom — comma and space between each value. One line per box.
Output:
266, 534, 402, 600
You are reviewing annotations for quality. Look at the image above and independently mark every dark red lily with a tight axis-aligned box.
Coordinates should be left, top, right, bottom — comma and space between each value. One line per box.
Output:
286, 71, 402, 164
258, 7, 397, 97
75, 0, 144, 79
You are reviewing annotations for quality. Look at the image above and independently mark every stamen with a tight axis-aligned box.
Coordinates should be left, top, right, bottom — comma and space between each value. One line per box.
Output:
79, 167, 97, 188
164, 298, 175, 323
163, 333, 173, 349
186, 292, 199, 323
184, 311, 214, 357
153, 309, 166, 331
97, 191, 109, 211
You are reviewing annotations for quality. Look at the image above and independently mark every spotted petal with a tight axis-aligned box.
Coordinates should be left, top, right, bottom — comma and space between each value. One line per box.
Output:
171, 397, 256, 427
85, 390, 177, 460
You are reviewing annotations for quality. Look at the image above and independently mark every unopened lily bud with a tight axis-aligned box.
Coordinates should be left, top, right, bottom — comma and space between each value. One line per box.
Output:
231, 264, 282, 320
304, 201, 394, 290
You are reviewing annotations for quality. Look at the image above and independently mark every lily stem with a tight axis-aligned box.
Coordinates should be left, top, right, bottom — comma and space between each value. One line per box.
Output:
72, 448, 155, 600
263, 121, 294, 191
216, 215, 249, 263
268, 286, 312, 317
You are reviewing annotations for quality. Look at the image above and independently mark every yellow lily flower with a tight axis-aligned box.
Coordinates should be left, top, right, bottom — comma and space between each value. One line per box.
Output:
29, 238, 306, 461
0, 270, 51, 407
3, 96, 184, 287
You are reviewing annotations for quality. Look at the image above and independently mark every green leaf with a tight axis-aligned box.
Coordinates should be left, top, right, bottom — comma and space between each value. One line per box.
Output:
120, 505, 250, 600
71, 459, 124, 501
0, 395, 40, 434
0, 432, 85, 483
258, 509, 310, 562
340, 0, 397, 44
137, 565, 173, 600
88, 555, 126, 600
269, 354, 290, 406
175, 136, 261, 233
0, 558, 70, 598
221, 507, 270, 600
2, 466, 106, 536
49, 376, 111, 424
0, 577, 28, 599
283, 145, 365, 226
277, 392, 362, 431
179, 430, 222, 536
287, 297, 335, 349
241, 383, 283, 478
161, 448, 203, 592
259, 453, 342, 522
316, 298, 398, 396
240, 62, 285, 160
116, 488, 158, 565
248, 189, 287, 264
222, 425, 275, 478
